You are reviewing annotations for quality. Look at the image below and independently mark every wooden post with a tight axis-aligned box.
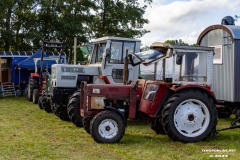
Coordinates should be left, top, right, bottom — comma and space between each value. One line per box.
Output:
74, 37, 77, 65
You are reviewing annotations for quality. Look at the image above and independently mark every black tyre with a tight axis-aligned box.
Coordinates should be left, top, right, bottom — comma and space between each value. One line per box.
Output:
90, 110, 125, 143
217, 106, 231, 119
67, 90, 83, 127
38, 96, 43, 109
42, 97, 52, 113
27, 82, 33, 101
32, 89, 39, 104
52, 103, 70, 121
83, 117, 92, 134
162, 90, 217, 143
151, 118, 166, 135
236, 109, 240, 123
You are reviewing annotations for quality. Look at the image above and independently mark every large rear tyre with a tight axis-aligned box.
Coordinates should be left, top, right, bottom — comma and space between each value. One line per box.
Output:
90, 110, 125, 143
32, 89, 39, 104
162, 90, 217, 143
83, 117, 91, 134
67, 90, 83, 127
27, 82, 33, 101
151, 118, 166, 135
52, 103, 70, 121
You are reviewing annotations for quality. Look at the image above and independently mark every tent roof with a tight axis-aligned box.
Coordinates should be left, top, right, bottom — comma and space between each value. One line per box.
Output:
16, 49, 57, 69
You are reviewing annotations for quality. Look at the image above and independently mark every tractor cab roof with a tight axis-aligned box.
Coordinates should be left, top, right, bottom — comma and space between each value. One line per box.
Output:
129, 42, 214, 66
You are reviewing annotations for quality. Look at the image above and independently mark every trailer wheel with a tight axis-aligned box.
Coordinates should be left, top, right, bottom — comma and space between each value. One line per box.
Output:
38, 96, 43, 109
90, 110, 125, 143
67, 90, 83, 127
53, 104, 70, 121
32, 89, 39, 104
42, 97, 52, 113
162, 90, 217, 142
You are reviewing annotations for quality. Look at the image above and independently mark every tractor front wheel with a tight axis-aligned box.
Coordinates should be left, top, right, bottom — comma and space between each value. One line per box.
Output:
90, 110, 125, 143
162, 90, 217, 143
52, 103, 70, 121
42, 97, 52, 113
67, 90, 83, 127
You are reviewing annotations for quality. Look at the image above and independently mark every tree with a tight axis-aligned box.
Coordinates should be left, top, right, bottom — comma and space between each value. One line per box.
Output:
164, 39, 189, 46
0, 0, 152, 52
90, 0, 151, 38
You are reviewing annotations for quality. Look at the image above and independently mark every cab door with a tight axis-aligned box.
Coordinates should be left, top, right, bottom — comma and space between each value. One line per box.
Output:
103, 41, 139, 84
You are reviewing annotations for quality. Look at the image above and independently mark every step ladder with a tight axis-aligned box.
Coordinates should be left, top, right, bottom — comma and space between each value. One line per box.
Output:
1, 82, 16, 97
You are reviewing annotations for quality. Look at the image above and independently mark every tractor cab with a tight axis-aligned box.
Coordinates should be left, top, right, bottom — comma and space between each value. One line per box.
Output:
129, 43, 214, 86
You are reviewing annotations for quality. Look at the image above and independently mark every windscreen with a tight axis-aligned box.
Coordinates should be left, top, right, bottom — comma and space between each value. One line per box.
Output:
135, 49, 164, 61
129, 49, 165, 66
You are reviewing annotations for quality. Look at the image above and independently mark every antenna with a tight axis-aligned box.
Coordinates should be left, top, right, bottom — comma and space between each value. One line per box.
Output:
235, 15, 240, 21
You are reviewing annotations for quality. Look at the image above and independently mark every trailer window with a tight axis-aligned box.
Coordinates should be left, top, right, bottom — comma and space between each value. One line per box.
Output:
212, 45, 222, 64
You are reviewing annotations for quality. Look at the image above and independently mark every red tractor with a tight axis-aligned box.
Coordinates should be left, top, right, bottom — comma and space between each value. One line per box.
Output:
80, 43, 219, 143
27, 40, 65, 113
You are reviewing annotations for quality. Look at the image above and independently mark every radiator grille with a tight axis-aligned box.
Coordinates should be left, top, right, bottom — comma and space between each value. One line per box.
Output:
61, 76, 76, 80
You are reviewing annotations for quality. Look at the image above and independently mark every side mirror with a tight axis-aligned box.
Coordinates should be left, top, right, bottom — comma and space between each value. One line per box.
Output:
105, 48, 110, 62
176, 54, 183, 65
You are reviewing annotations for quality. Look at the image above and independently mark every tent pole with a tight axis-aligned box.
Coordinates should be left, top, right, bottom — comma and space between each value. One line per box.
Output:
19, 69, 20, 84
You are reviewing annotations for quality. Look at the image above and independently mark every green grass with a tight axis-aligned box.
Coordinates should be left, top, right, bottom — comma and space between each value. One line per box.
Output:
0, 97, 240, 160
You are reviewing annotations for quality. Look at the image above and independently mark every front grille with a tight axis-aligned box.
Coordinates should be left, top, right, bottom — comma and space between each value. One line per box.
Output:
61, 76, 76, 80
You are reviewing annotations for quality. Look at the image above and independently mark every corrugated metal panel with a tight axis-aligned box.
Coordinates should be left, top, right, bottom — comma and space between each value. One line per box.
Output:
200, 29, 234, 102
234, 40, 240, 101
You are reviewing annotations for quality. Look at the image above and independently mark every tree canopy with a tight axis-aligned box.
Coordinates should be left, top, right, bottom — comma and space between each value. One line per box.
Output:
0, 0, 152, 52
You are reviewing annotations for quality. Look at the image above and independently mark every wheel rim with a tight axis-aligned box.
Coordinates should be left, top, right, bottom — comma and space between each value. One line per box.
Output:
98, 119, 118, 139
174, 99, 210, 138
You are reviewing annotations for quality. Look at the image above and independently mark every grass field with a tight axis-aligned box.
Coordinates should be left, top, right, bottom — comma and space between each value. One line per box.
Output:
0, 97, 239, 160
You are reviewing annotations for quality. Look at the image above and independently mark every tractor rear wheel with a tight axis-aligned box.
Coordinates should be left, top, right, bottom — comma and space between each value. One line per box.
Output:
27, 77, 38, 101
52, 103, 70, 121
38, 96, 43, 109
27, 82, 33, 101
90, 110, 125, 143
83, 117, 92, 134
162, 90, 217, 143
151, 118, 166, 135
32, 89, 39, 104
67, 90, 83, 127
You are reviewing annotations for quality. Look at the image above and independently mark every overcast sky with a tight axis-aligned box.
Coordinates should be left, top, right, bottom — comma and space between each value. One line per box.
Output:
140, 0, 240, 46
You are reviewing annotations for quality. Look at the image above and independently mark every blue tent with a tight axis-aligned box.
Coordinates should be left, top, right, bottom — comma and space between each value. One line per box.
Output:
16, 49, 58, 69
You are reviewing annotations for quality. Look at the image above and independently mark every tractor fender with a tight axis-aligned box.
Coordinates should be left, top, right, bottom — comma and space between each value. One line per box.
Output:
174, 84, 217, 103
104, 106, 127, 125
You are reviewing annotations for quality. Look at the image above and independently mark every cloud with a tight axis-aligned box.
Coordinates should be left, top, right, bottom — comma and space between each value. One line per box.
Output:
140, 0, 240, 46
